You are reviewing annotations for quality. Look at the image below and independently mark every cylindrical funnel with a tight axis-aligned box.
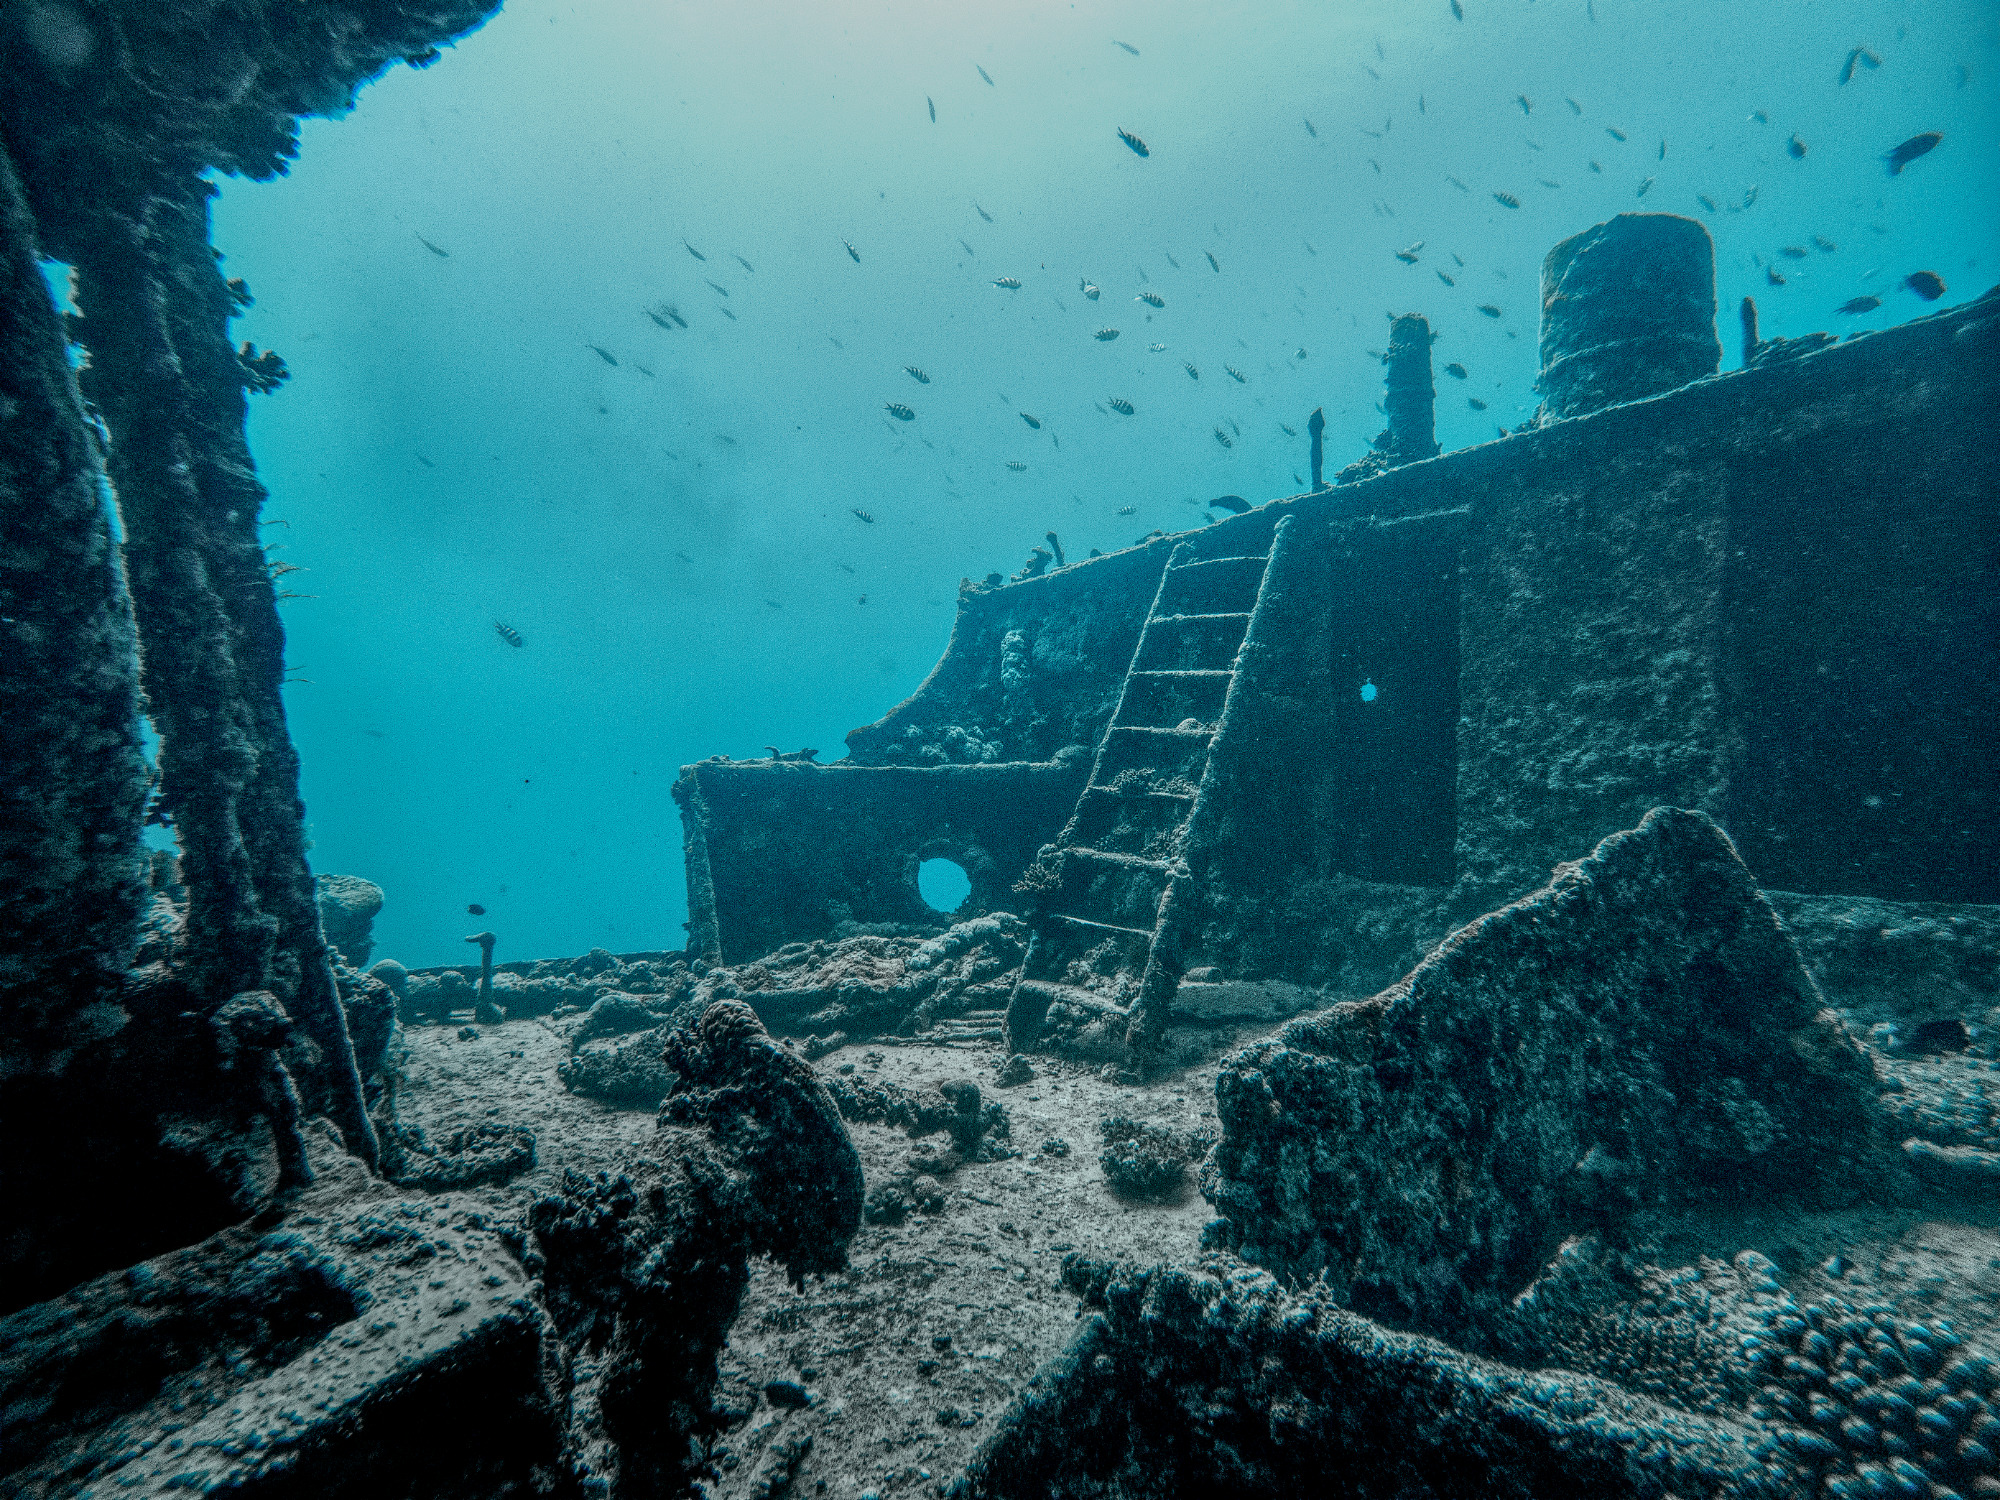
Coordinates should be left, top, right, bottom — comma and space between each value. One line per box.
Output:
1538, 213, 1720, 421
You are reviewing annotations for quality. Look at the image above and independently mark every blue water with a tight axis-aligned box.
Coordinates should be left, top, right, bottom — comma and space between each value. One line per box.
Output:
201, 0, 1997, 967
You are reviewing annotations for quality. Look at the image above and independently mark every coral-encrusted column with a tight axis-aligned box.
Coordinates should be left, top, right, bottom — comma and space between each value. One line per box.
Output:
72, 180, 377, 1167
0, 143, 149, 1033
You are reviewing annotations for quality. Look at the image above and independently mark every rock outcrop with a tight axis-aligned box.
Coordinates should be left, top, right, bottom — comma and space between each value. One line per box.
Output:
953, 1256, 1786, 1499
531, 1000, 865, 1497
1202, 807, 1883, 1342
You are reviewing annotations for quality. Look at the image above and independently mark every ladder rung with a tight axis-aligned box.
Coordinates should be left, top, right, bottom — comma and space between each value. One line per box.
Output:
1083, 785, 1195, 801
1108, 724, 1212, 739
1147, 612, 1252, 624
1066, 847, 1170, 872
1168, 554, 1268, 570
1048, 914, 1154, 939
1130, 669, 1232, 679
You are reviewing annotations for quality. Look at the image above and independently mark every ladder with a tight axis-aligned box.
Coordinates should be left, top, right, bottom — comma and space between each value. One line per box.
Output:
1003, 519, 1287, 1071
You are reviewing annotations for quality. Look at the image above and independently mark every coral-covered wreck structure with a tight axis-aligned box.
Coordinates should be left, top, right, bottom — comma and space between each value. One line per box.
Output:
679, 212, 2000, 1074
5, 2, 1999, 1495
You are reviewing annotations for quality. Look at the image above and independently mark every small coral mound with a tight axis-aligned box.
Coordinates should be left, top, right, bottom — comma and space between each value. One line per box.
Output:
1097, 1116, 1213, 1201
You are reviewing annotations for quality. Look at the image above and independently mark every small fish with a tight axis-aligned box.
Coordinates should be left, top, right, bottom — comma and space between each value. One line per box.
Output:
1813, 236, 1838, 252
1883, 131, 1942, 175
1450, 0, 1462, 17
1280, 423, 1296, 436
1020, 412, 1042, 429
1781, 246, 1809, 260
1211, 495, 1251, 514
1094, 327, 1120, 341
1636, 176, 1654, 198
1138, 291, 1165, 307
1108, 397, 1135, 415
1164, 252, 1181, 269
1304, 240, 1316, 254
852, 508, 875, 522
1370, 159, 1382, 174
905, 366, 930, 383
1523, 138, 1541, 151
1840, 47, 1881, 85
1468, 397, 1488, 410
1206, 252, 1221, 272
1148, 342, 1167, 352
467, 903, 486, 915
975, 204, 993, 222
1788, 134, 1807, 159
1395, 243, 1422, 263
928, 96, 936, 122
415, 452, 435, 468
1118, 128, 1150, 157
495, 621, 524, 647
1493, 191, 1520, 208
1589, 160, 1603, 173
1437, 270, 1457, 286
1606, 126, 1627, 142
634, 363, 655, 377
1478, 304, 1501, 318
1114, 40, 1140, 56
1117, 505, 1137, 516
706, 280, 729, 296
1224, 365, 1246, 383
959, 239, 978, 258
416, 234, 450, 258
1081, 280, 1101, 299
1903, 271, 1945, 300
1517, 94, 1533, 114
1304, 117, 1318, 138
1447, 175, 1470, 191
1658, 139, 1667, 160
1364, 65, 1380, 80
588, 343, 618, 365
717, 306, 736, 321
1006, 461, 1028, 471
1566, 97, 1582, 115
1444, 362, 1467, 378
994, 277, 1023, 289
976, 63, 995, 85
1766, 267, 1786, 286
885, 402, 916, 420
1838, 295, 1880, 314
684, 240, 706, 261
1697, 194, 1718, 212
1185, 362, 1200, 379
1539, 179, 1563, 190
844, 239, 861, 263
1452, 253, 1465, 266
1361, 126, 1383, 140
1750, 110, 1769, 124
1213, 427, 1233, 448
1742, 185, 1760, 208
1296, 347, 1308, 359
857, 595, 867, 604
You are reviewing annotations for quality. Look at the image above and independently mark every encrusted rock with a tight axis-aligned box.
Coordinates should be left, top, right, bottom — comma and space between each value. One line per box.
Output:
531, 1000, 864, 1496
1203, 807, 1882, 1342
315, 874, 384, 970
951, 1257, 1785, 1498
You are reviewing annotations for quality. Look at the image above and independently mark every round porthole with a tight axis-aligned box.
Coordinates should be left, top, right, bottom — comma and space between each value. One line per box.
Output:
917, 857, 972, 914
